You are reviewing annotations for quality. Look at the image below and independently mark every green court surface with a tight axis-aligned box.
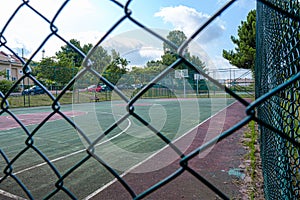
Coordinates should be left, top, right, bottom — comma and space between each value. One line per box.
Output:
0, 98, 235, 199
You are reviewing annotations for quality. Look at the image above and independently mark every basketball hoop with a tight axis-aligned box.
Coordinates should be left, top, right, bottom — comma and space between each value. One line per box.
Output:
175, 69, 188, 79
175, 69, 188, 98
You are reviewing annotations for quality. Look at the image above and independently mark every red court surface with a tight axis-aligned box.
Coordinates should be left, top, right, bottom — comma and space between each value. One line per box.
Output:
0, 111, 86, 131
89, 101, 249, 200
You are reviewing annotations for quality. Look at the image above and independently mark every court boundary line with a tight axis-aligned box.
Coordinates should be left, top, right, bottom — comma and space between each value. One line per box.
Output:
3, 115, 132, 176
0, 99, 237, 199
0, 189, 26, 200
0, 111, 87, 131
0, 113, 131, 199
84, 100, 238, 199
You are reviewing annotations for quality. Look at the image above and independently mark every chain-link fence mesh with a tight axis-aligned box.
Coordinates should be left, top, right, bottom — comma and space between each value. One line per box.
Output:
0, 0, 299, 199
256, 0, 300, 199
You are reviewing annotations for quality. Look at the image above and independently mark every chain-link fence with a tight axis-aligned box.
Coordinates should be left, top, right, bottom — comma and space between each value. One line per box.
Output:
256, 0, 300, 199
0, 0, 299, 199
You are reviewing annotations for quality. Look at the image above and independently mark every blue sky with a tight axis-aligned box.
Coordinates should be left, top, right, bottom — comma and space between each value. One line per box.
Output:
0, 0, 255, 76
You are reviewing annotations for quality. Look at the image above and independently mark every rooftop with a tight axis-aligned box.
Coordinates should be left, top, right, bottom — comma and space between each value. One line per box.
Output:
0, 51, 23, 65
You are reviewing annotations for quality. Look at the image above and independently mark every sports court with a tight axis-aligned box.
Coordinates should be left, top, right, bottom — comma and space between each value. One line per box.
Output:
0, 98, 240, 199
1, 0, 299, 199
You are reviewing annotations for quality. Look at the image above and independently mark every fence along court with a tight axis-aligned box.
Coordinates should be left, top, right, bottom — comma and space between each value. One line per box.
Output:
0, 0, 299, 199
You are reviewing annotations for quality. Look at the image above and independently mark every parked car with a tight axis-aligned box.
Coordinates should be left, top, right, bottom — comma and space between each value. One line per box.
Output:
99, 84, 112, 92
87, 85, 102, 92
117, 84, 134, 90
22, 85, 45, 95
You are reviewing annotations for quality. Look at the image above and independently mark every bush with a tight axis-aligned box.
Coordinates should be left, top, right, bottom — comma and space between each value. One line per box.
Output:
0, 80, 15, 94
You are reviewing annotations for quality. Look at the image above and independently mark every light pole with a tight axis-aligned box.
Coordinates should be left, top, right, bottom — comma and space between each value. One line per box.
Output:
42, 49, 45, 59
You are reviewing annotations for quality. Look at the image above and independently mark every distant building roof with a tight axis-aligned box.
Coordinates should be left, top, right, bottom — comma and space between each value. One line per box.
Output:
0, 51, 23, 65
225, 78, 254, 83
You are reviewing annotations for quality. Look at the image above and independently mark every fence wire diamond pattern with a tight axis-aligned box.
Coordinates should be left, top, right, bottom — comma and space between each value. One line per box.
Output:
0, 0, 299, 199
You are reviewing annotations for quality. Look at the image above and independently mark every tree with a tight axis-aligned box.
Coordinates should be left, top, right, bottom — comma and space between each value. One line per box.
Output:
35, 40, 129, 87
162, 30, 205, 69
130, 30, 205, 75
36, 39, 93, 86
85, 47, 129, 85
56, 39, 93, 67
34, 57, 77, 85
163, 30, 187, 53
162, 30, 206, 91
34, 57, 56, 83
160, 30, 186, 67
223, 10, 256, 73
0, 80, 14, 94
128, 30, 206, 89
88, 46, 112, 73
104, 50, 128, 84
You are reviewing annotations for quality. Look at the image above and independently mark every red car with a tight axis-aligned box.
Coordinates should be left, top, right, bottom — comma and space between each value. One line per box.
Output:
87, 85, 102, 92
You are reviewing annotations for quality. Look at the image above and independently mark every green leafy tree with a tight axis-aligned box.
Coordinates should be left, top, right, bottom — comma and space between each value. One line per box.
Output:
160, 30, 187, 67
162, 30, 206, 90
87, 47, 129, 85
104, 50, 128, 84
35, 39, 93, 85
145, 60, 165, 74
129, 30, 206, 89
89, 46, 112, 73
0, 70, 6, 77
163, 30, 187, 53
130, 30, 205, 74
56, 39, 92, 67
35, 57, 78, 85
163, 30, 205, 69
223, 10, 256, 73
34, 57, 56, 83
0, 80, 14, 94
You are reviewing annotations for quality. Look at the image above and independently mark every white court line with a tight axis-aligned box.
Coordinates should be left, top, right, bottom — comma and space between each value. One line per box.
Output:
84, 100, 237, 199
0, 189, 26, 200
11, 118, 131, 176
0, 111, 87, 132
0, 114, 131, 199
1, 100, 237, 199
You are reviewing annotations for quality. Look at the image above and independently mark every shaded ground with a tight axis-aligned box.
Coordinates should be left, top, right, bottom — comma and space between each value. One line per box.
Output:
239, 125, 264, 200
90, 101, 251, 199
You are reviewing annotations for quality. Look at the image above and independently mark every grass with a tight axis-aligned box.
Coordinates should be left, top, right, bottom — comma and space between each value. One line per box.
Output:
5, 91, 112, 108
3, 89, 249, 108
243, 120, 259, 200
244, 121, 257, 179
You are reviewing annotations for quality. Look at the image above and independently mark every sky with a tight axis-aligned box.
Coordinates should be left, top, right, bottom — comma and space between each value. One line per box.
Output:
0, 0, 255, 78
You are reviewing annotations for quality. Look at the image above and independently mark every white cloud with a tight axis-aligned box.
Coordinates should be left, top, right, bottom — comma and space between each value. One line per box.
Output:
155, 6, 208, 36
154, 5, 226, 43
38, 31, 104, 60
0, 0, 104, 60
99, 30, 166, 67
9, 35, 31, 57
138, 47, 163, 60
65, 31, 104, 46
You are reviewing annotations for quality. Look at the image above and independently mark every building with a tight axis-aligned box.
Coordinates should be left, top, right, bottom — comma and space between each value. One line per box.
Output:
0, 51, 35, 91
0, 51, 23, 81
